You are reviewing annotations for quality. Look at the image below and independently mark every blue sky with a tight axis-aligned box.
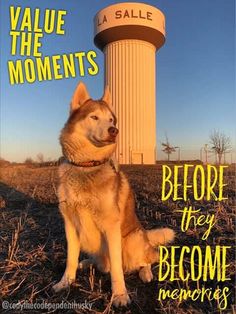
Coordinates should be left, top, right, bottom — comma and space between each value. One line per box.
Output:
0, 0, 235, 162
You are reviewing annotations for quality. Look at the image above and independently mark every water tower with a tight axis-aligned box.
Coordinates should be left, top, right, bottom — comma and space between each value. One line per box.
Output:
94, 2, 165, 164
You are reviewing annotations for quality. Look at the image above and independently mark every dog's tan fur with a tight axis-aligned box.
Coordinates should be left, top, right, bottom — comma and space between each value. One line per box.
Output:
53, 82, 174, 307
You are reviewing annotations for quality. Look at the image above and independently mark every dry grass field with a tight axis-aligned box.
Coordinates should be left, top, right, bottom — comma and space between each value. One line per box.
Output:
0, 164, 235, 313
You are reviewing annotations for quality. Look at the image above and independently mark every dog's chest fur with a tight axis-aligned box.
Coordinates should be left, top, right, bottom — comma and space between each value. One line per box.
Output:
57, 162, 121, 253
58, 162, 117, 206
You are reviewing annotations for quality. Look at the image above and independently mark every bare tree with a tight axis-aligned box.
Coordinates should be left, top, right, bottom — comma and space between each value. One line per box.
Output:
37, 153, 44, 164
209, 130, 231, 164
0, 158, 10, 167
25, 157, 34, 164
161, 136, 178, 161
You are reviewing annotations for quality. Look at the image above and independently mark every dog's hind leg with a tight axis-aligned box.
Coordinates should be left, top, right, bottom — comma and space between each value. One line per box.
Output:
96, 254, 110, 273
53, 216, 80, 292
139, 264, 153, 283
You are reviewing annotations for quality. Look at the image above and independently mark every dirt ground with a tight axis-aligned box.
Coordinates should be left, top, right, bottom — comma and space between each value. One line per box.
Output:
0, 164, 235, 313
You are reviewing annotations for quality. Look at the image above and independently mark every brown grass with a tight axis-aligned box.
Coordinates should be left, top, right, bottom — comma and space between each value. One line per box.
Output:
0, 164, 235, 313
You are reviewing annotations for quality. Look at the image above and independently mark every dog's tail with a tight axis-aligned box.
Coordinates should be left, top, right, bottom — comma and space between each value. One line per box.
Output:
146, 228, 175, 247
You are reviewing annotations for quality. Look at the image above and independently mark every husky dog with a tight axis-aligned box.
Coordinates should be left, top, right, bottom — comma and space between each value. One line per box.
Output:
53, 82, 174, 307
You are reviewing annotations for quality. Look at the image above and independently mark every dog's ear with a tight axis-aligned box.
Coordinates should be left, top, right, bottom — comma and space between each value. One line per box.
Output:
70, 82, 90, 113
102, 86, 111, 106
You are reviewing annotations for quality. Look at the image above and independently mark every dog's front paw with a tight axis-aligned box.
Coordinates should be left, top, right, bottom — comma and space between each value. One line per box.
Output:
52, 275, 74, 293
112, 291, 131, 307
139, 265, 153, 283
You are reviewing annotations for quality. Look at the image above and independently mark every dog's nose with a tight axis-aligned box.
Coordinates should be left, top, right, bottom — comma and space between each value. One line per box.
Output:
108, 127, 119, 137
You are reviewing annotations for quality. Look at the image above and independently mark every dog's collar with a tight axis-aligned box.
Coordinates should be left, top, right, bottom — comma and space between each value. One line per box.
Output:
66, 158, 118, 172
68, 159, 109, 168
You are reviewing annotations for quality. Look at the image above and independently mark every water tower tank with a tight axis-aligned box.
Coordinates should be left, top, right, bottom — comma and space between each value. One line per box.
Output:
94, 2, 165, 164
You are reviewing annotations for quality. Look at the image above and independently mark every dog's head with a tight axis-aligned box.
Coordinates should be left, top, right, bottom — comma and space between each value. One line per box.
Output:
60, 82, 118, 163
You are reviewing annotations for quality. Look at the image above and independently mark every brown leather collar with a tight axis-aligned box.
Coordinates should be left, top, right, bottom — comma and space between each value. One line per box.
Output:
68, 158, 109, 168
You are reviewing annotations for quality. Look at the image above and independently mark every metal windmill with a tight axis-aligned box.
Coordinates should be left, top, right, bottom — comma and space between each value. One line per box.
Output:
161, 136, 179, 161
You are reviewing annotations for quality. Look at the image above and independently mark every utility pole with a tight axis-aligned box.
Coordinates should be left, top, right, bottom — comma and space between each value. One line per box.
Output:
204, 144, 208, 164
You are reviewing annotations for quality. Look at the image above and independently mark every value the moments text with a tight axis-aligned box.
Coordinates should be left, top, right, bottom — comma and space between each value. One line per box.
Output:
8, 7, 99, 85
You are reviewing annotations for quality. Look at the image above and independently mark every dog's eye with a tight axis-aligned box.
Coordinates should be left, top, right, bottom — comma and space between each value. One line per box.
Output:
90, 115, 98, 120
